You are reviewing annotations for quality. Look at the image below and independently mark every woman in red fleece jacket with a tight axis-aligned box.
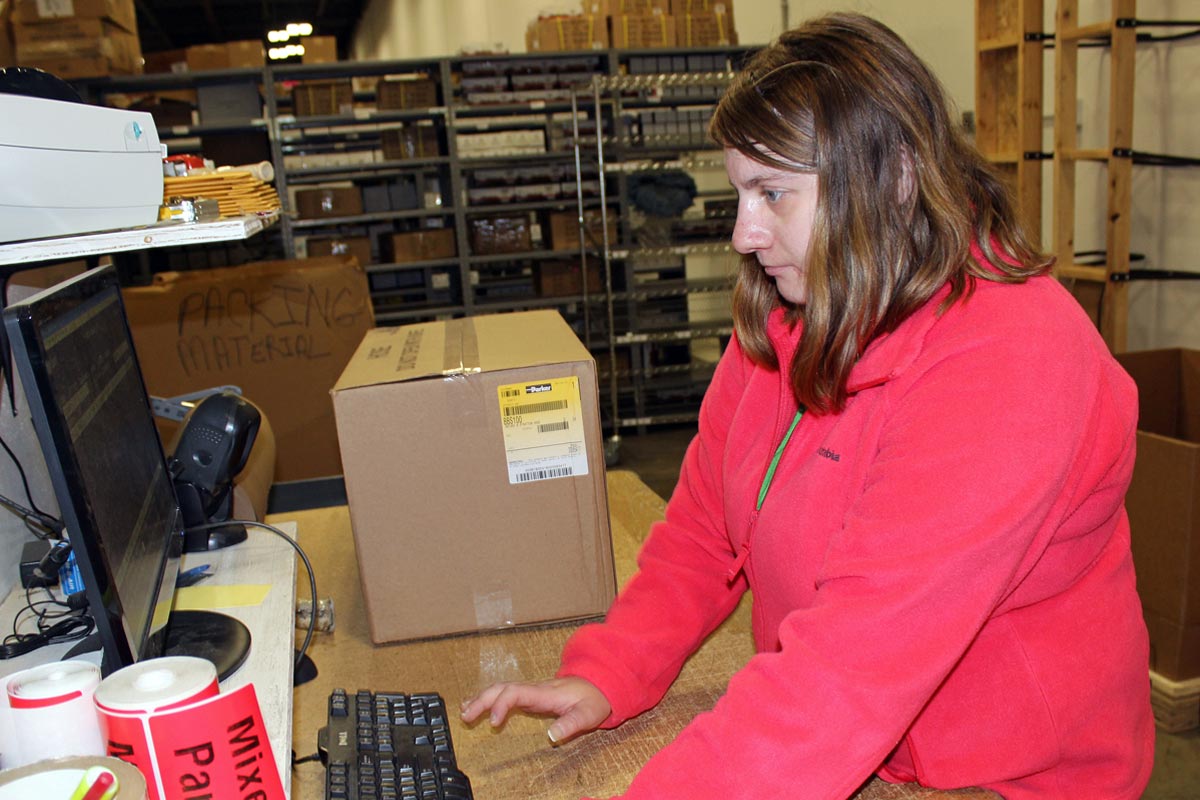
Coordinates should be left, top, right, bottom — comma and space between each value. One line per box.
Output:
462, 12, 1155, 799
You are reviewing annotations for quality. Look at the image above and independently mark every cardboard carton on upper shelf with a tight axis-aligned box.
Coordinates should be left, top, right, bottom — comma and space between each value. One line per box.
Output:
12, 17, 142, 77
383, 228, 456, 264
1115, 348, 1200, 681
306, 235, 373, 267
292, 78, 353, 117
609, 13, 676, 50
582, 0, 667, 15
669, 0, 733, 15
294, 186, 363, 219
184, 40, 262, 71
122, 256, 375, 482
526, 14, 609, 52
376, 77, 438, 110
302, 34, 337, 64
676, 10, 737, 47
12, 0, 136, 34
331, 310, 616, 643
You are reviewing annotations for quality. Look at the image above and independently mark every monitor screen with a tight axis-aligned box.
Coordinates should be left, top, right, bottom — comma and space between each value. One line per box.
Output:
4, 265, 183, 675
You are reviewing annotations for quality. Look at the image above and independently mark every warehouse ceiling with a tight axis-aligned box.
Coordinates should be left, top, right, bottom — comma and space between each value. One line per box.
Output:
134, 0, 368, 56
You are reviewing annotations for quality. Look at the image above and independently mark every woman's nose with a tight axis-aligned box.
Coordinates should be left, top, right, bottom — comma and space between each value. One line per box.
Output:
731, 210, 768, 255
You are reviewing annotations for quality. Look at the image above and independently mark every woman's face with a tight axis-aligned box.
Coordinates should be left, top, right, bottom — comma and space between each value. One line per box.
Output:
725, 148, 819, 306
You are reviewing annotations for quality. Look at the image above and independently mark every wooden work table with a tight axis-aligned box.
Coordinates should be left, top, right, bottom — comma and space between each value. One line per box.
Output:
276, 470, 997, 800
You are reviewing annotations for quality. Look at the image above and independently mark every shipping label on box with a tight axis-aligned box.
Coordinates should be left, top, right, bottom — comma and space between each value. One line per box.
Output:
331, 310, 615, 643
123, 256, 374, 481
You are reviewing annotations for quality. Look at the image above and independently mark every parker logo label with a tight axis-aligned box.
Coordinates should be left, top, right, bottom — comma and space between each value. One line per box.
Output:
526, 383, 553, 393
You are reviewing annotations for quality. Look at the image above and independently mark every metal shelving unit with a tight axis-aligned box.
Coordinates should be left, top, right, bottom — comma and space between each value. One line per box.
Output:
572, 54, 750, 449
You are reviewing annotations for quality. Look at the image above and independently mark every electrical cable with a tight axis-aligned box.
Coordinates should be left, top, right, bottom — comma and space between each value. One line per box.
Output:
0, 433, 63, 538
2, 585, 93, 659
185, 519, 318, 674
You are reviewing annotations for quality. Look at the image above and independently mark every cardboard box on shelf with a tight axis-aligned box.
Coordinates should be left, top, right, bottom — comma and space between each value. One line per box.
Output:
676, 10, 737, 46
142, 48, 187, 74
609, 13, 676, 51
185, 39, 263, 70
534, 259, 602, 297
547, 208, 618, 252
12, 0, 136, 33
294, 186, 363, 219
307, 235, 373, 267
669, 0, 733, 15
1115, 348, 1200, 681
331, 310, 616, 643
376, 77, 438, 110
380, 124, 440, 160
13, 18, 142, 76
225, 39, 264, 68
302, 34, 337, 64
526, 14, 608, 52
122, 256, 375, 482
292, 78, 353, 116
383, 228, 456, 264
582, 0, 667, 14
469, 215, 532, 255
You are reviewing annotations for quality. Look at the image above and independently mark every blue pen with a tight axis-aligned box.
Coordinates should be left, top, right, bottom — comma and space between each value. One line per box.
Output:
177, 564, 213, 587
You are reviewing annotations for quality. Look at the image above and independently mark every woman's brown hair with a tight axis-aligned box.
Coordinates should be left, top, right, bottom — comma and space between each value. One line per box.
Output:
710, 13, 1051, 414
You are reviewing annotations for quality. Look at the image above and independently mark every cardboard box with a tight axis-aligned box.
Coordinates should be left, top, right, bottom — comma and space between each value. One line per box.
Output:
292, 78, 353, 117
669, 0, 732, 14
610, 14, 676, 50
1116, 348, 1200, 680
582, 0, 667, 14
469, 215, 532, 255
383, 228, 456, 264
380, 124, 440, 160
0, 4, 14, 67
13, 18, 141, 74
526, 15, 608, 52
302, 34, 337, 64
294, 186, 363, 219
547, 208, 618, 251
676, 10, 737, 46
331, 310, 616, 643
225, 39, 264, 68
12, 0, 136, 33
122, 257, 375, 482
534, 259, 602, 297
307, 235, 373, 267
376, 78, 438, 110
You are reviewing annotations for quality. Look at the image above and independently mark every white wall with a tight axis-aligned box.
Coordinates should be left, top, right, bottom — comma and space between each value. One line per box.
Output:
351, 0, 1200, 352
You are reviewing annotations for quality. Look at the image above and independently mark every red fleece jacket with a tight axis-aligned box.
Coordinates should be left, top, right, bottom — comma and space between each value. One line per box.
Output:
559, 272, 1155, 799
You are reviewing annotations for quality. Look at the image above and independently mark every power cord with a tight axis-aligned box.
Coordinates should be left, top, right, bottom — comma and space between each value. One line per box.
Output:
0, 433, 64, 539
185, 519, 318, 674
1, 584, 93, 659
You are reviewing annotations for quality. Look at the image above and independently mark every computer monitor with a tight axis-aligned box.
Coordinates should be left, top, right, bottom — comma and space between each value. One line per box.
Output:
3, 265, 249, 678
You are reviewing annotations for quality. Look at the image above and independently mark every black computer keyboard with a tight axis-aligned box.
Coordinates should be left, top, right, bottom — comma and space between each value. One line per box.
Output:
317, 689, 474, 800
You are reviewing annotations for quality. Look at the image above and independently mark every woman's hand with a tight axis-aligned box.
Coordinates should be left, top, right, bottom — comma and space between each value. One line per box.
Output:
460, 676, 611, 745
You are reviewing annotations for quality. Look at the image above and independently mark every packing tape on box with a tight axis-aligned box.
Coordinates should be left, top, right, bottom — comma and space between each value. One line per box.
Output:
0, 755, 147, 799
93, 656, 285, 800
2, 659, 105, 769
442, 317, 481, 376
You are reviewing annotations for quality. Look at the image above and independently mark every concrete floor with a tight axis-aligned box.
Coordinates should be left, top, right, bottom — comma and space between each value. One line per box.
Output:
612, 425, 1200, 799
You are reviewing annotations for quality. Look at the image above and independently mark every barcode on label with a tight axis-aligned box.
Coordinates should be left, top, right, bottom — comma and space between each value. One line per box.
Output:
502, 388, 522, 398
503, 400, 567, 416
515, 466, 574, 483
537, 420, 570, 434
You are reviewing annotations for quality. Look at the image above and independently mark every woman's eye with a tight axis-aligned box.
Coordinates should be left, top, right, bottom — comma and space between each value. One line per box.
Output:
763, 189, 783, 203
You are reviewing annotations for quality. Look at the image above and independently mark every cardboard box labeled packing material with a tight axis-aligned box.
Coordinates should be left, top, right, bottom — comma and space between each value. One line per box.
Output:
526, 14, 608, 52
1116, 348, 1200, 681
610, 13, 676, 51
677, 10, 737, 46
122, 256, 375, 482
12, 0, 136, 32
331, 310, 616, 643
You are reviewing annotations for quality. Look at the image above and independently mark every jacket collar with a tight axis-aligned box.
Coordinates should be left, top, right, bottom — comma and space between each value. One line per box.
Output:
766, 281, 955, 395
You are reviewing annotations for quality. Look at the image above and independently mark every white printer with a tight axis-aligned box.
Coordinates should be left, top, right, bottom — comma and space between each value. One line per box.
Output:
0, 94, 164, 244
